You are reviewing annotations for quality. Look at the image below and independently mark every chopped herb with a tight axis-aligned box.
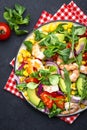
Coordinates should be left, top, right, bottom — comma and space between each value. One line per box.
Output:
49, 104, 61, 118
34, 30, 46, 41
64, 68, 71, 104
15, 69, 24, 76
23, 41, 32, 52
16, 83, 27, 91
37, 101, 45, 109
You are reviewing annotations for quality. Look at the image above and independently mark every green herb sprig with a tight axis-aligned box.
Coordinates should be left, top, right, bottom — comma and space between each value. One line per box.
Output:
3, 3, 30, 35
64, 68, 71, 104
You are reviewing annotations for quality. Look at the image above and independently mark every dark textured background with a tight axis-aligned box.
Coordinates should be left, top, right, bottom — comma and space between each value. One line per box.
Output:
0, 0, 87, 130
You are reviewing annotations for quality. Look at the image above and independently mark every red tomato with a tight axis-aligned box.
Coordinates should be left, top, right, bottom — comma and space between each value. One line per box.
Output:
25, 77, 39, 83
66, 43, 72, 48
40, 91, 53, 109
0, 22, 11, 40
54, 96, 65, 110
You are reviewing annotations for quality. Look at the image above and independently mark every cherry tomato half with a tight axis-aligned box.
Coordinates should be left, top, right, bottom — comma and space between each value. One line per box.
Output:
25, 77, 39, 84
0, 22, 11, 40
40, 91, 53, 109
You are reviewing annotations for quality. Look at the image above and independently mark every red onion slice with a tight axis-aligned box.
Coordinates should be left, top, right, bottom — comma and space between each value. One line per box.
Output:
18, 62, 26, 70
37, 84, 43, 96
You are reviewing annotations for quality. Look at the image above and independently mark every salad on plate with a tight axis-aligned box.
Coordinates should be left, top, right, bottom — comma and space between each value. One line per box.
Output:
15, 21, 87, 117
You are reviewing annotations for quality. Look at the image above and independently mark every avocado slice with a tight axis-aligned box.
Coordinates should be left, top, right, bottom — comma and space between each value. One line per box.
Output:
77, 77, 83, 96
75, 37, 87, 54
56, 33, 65, 42
59, 78, 67, 93
27, 88, 40, 106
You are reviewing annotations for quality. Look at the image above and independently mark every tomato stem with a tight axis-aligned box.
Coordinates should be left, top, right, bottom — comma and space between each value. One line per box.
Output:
0, 30, 5, 34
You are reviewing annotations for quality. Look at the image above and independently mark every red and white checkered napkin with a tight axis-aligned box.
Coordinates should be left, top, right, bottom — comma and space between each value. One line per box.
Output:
4, 1, 87, 124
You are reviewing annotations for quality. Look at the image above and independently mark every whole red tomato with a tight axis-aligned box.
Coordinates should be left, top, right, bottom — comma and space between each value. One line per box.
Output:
0, 22, 11, 40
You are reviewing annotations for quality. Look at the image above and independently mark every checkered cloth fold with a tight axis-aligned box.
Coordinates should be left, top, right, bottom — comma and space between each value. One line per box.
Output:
4, 1, 87, 124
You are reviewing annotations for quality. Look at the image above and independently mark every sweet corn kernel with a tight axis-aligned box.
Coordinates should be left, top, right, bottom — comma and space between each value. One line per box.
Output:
22, 50, 28, 57
26, 51, 31, 57
65, 97, 68, 102
17, 54, 23, 63
20, 77, 25, 82
71, 83, 77, 90
82, 61, 86, 65
23, 70, 29, 77
71, 90, 77, 95
42, 25, 50, 32
63, 25, 68, 30
20, 49, 26, 54
20, 50, 30, 58
28, 39, 35, 44
62, 41, 66, 44
24, 64, 29, 69
27, 58, 32, 62
68, 29, 71, 33
67, 22, 73, 28
49, 23, 57, 32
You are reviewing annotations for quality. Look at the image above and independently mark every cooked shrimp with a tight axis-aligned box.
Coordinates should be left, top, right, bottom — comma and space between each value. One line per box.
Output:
80, 65, 87, 74
60, 63, 78, 71
61, 102, 80, 115
70, 69, 80, 82
32, 44, 45, 60
59, 63, 79, 82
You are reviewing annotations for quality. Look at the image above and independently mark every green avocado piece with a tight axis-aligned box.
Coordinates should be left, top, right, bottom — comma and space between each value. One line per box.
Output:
75, 37, 87, 54
56, 33, 65, 42
59, 78, 67, 93
77, 77, 83, 96
27, 88, 40, 106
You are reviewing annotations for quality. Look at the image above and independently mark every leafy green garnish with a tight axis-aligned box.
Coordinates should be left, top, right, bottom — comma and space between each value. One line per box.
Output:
23, 41, 32, 52
16, 82, 39, 91
49, 104, 61, 118
31, 68, 59, 86
26, 82, 39, 89
34, 30, 46, 41
57, 48, 70, 63
68, 26, 86, 56
64, 68, 71, 103
76, 52, 82, 67
49, 66, 57, 73
44, 49, 54, 58
15, 69, 24, 76
74, 26, 86, 35
55, 23, 66, 33
39, 33, 70, 63
3, 3, 30, 35
37, 101, 45, 109
16, 83, 27, 91
49, 75, 59, 86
